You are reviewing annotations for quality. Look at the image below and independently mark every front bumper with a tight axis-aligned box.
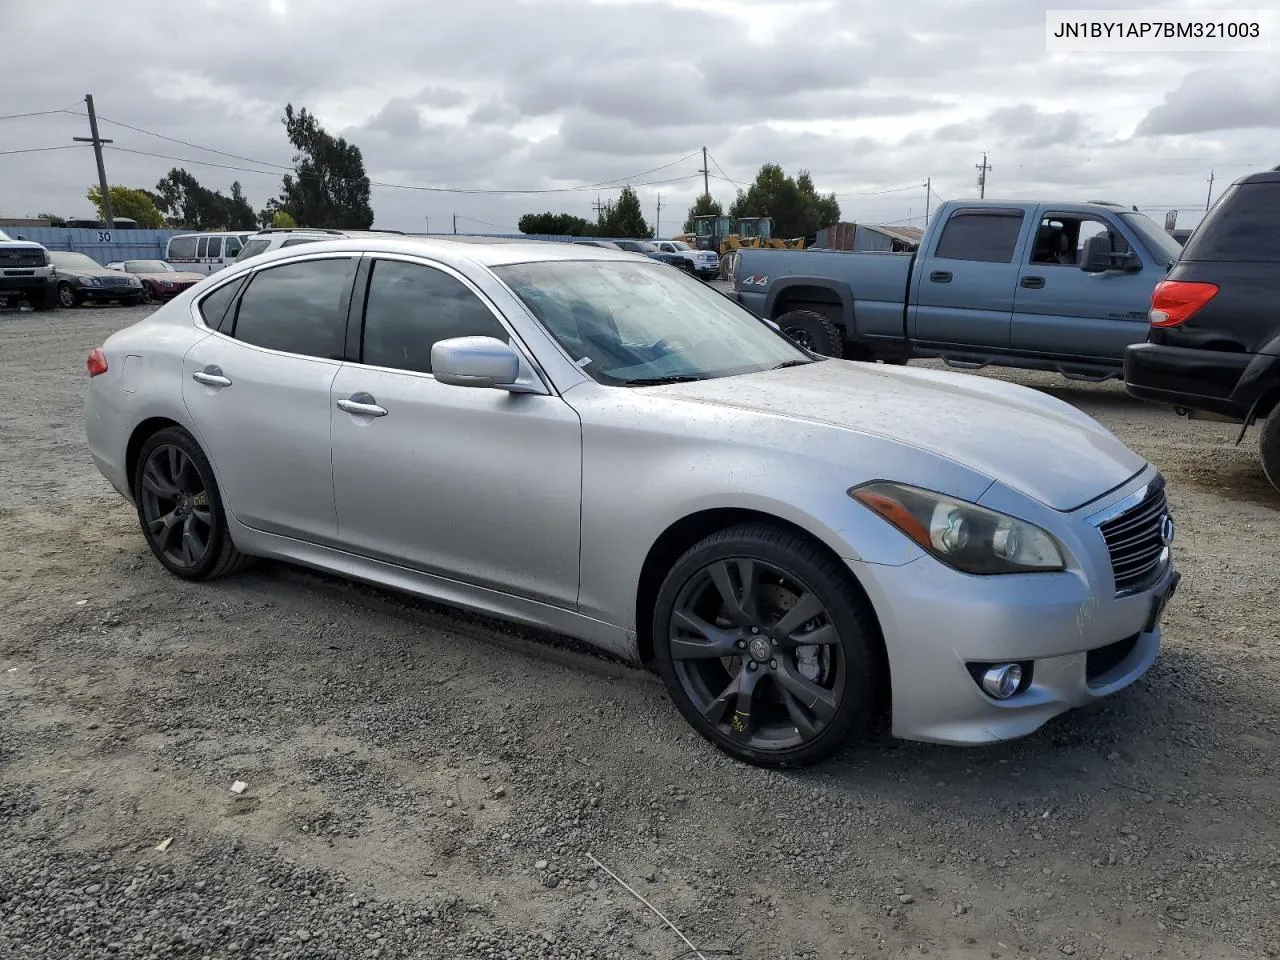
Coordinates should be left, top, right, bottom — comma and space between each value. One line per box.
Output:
1124, 342, 1253, 420
850, 474, 1178, 745
80, 285, 144, 302
0, 274, 56, 292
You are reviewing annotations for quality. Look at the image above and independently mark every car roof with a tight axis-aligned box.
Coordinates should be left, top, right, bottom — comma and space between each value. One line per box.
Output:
242, 235, 644, 267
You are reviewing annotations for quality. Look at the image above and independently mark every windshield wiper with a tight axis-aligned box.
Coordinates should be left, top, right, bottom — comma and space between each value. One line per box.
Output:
772, 359, 815, 370
619, 375, 705, 386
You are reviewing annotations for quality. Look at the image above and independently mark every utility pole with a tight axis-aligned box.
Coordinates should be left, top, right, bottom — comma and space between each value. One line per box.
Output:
1205, 170, 1215, 211
655, 193, 661, 238
700, 146, 710, 199
452, 213, 457, 234
975, 153, 991, 199
73, 94, 114, 228
924, 178, 931, 227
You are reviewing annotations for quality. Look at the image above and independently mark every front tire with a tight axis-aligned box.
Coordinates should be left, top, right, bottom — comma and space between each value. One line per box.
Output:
133, 426, 253, 581
775, 309, 843, 359
1260, 412, 1280, 493
30, 286, 58, 312
652, 522, 881, 767
57, 282, 77, 309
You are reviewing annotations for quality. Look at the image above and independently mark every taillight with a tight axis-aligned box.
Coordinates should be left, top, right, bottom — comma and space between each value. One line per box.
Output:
87, 348, 108, 377
1149, 280, 1218, 328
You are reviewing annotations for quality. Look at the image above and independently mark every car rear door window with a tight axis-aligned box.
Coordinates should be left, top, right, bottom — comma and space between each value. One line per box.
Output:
230, 258, 356, 359
1181, 182, 1280, 262
207, 236, 223, 258
360, 259, 510, 374
934, 211, 1025, 263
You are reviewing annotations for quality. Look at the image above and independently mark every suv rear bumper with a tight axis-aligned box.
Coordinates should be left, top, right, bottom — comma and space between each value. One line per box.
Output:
1124, 342, 1254, 420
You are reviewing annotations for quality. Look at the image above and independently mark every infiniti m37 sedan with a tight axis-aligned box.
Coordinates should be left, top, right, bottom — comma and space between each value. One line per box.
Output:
84, 237, 1179, 766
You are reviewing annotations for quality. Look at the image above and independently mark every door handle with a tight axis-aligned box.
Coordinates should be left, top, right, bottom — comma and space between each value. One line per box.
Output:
337, 394, 388, 418
192, 369, 232, 388
929, 271, 952, 283
1020, 276, 1046, 289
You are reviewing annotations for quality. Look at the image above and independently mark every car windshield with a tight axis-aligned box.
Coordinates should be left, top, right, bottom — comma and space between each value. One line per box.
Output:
1120, 213, 1184, 266
124, 260, 172, 273
493, 259, 813, 385
50, 252, 102, 271
668, 240, 691, 250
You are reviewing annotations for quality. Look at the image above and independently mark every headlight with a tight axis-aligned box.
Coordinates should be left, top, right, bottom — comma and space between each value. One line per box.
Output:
160, 280, 174, 288
128, 276, 141, 286
850, 481, 1065, 574
78, 275, 98, 285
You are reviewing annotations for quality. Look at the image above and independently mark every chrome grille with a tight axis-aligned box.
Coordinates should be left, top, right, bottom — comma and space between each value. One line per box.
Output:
0, 249, 45, 267
1098, 478, 1170, 595
98, 275, 132, 286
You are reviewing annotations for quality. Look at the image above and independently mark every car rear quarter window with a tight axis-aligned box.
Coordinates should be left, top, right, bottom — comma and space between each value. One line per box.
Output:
934, 211, 1025, 263
230, 258, 357, 359
198, 277, 247, 332
281, 236, 323, 248
360, 259, 510, 374
237, 239, 270, 261
1181, 183, 1280, 262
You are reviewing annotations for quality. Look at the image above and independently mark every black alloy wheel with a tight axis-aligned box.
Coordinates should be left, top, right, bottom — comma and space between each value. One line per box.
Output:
133, 427, 252, 580
57, 282, 76, 308
653, 523, 879, 767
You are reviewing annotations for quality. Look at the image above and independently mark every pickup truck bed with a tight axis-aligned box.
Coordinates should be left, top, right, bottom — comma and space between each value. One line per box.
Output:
732, 200, 1185, 381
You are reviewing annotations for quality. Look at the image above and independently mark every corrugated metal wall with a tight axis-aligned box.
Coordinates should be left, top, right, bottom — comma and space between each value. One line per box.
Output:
5, 228, 641, 265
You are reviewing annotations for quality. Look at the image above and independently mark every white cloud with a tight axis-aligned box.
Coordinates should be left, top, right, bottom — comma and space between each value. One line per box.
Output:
0, 0, 1275, 235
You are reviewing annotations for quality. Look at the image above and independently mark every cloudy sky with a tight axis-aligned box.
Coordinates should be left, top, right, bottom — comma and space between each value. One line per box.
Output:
2, 0, 1276, 237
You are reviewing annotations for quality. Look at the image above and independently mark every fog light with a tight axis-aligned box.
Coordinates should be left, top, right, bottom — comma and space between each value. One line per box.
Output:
981, 664, 1022, 699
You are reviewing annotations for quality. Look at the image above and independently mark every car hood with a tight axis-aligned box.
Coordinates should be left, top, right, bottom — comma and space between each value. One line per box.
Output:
657, 360, 1146, 512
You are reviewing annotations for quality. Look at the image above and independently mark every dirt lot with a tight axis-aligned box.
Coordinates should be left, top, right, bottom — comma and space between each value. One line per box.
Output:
1, 302, 1277, 960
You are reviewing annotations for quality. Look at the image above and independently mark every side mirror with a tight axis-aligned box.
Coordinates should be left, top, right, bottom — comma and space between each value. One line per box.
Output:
431, 336, 520, 389
1081, 235, 1142, 274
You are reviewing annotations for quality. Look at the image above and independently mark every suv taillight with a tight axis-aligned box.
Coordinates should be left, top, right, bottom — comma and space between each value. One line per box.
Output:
87, 348, 108, 377
1150, 280, 1219, 328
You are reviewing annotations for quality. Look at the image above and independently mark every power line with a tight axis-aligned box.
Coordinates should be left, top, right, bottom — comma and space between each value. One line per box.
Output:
104, 144, 705, 195
0, 144, 88, 157
705, 151, 741, 187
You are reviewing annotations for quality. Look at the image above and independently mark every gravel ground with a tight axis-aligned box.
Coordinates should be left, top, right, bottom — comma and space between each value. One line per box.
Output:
1, 302, 1277, 960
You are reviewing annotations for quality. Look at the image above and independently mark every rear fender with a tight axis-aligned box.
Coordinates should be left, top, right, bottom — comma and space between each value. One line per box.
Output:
763, 277, 855, 333
1231, 339, 1280, 416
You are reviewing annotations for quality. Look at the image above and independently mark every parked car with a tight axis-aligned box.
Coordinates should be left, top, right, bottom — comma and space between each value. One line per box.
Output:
234, 227, 407, 265
0, 229, 57, 311
1124, 168, 1280, 492
165, 232, 254, 274
608, 238, 688, 270
106, 259, 205, 303
49, 251, 146, 307
650, 239, 722, 278
731, 199, 1182, 379
84, 236, 1179, 767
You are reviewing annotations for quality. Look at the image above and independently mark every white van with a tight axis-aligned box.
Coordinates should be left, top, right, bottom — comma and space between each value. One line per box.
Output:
165, 232, 253, 274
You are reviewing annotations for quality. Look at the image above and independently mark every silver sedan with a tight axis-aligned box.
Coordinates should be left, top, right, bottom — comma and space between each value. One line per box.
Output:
84, 237, 1179, 767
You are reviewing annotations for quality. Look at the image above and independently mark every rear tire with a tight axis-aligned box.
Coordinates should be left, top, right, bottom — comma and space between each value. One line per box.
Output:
133, 426, 254, 581
1260, 412, 1280, 493
775, 309, 843, 359
652, 522, 880, 767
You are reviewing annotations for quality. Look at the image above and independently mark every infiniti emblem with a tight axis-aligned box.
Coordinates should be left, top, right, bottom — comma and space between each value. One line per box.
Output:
1159, 514, 1175, 546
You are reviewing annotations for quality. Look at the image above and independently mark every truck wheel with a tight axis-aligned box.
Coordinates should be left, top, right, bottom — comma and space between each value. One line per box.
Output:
1260, 412, 1280, 493
776, 310, 843, 359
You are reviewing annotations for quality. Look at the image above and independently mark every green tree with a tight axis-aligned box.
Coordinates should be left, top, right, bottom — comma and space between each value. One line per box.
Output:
518, 211, 594, 236
85, 185, 164, 228
271, 209, 297, 228
596, 185, 650, 238
35, 212, 66, 227
271, 104, 374, 229
727, 163, 840, 239
682, 193, 724, 234
225, 182, 258, 231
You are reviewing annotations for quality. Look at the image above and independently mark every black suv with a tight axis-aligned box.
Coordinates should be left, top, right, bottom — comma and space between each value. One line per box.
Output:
1124, 168, 1280, 492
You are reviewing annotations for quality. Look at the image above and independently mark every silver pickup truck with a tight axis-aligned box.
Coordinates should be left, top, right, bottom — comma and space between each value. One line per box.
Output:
731, 199, 1184, 381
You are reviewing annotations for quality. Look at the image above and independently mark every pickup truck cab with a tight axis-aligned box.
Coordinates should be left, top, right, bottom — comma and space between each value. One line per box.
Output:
0, 229, 58, 311
732, 200, 1182, 380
